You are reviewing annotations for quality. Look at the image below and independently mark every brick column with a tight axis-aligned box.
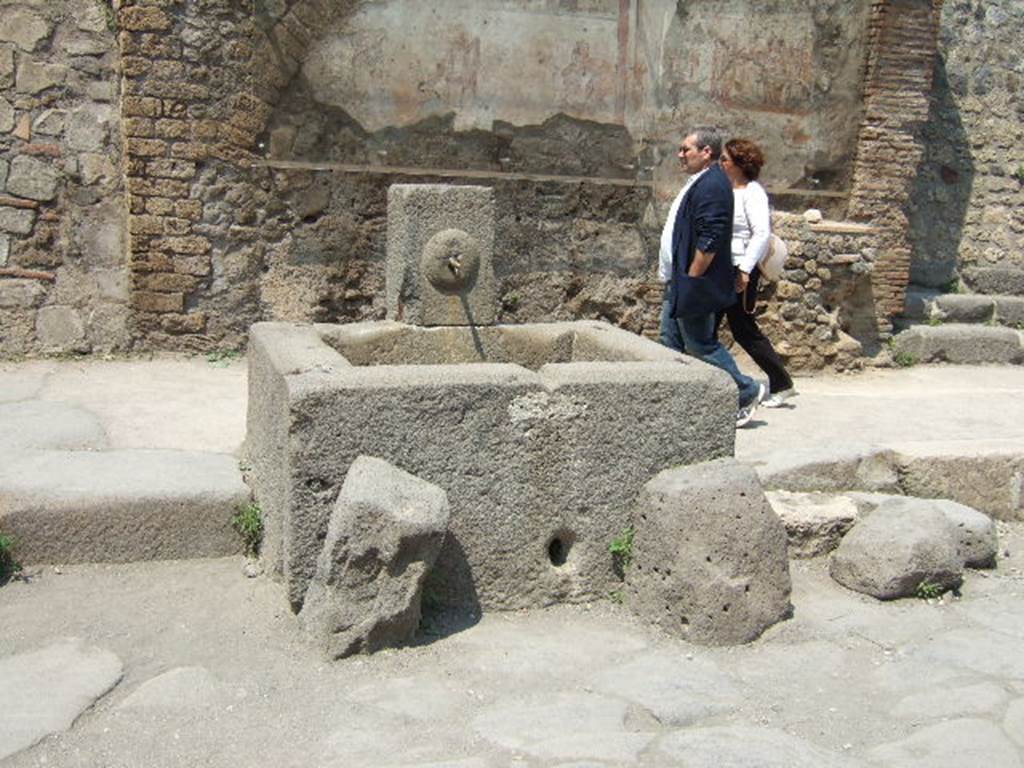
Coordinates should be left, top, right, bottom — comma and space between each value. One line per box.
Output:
847, 0, 943, 332
118, 0, 270, 349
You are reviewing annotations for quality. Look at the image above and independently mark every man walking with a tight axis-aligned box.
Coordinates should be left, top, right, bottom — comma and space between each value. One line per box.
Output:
659, 126, 764, 426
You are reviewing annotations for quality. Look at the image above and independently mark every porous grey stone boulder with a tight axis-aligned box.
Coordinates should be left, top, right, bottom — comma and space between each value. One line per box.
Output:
829, 504, 963, 599
765, 490, 859, 557
627, 458, 792, 646
870, 497, 998, 568
299, 455, 450, 659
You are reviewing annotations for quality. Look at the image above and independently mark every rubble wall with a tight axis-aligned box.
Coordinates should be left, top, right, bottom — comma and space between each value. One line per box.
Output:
907, 0, 1024, 296
0, 0, 126, 355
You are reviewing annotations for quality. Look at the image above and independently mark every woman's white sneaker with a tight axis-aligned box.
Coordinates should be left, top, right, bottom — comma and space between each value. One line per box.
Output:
762, 388, 796, 408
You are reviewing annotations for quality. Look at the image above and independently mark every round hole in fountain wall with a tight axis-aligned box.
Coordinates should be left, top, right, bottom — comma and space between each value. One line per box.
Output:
547, 529, 576, 567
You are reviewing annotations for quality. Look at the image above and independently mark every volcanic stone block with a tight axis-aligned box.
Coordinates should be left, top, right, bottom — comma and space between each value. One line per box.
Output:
627, 458, 792, 646
829, 504, 963, 599
245, 320, 734, 612
892, 324, 1024, 365
869, 496, 998, 569
764, 490, 859, 558
299, 455, 450, 659
386, 184, 496, 326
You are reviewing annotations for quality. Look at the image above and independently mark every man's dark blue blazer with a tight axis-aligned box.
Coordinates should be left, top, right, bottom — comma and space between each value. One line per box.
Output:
667, 163, 737, 320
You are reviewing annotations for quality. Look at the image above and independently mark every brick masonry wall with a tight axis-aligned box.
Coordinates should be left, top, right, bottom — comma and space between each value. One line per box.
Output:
907, 0, 1024, 296
847, 0, 943, 331
118, 0, 268, 352
843, 0, 937, 327
0, 0, 126, 355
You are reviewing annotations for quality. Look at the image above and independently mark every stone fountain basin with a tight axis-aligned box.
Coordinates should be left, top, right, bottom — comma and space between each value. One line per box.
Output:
245, 319, 735, 612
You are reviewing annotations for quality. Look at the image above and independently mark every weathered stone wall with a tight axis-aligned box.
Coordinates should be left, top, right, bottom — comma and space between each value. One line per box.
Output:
0, 0, 125, 355
0, 0, 962, 368
754, 215, 878, 368
908, 0, 1024, 296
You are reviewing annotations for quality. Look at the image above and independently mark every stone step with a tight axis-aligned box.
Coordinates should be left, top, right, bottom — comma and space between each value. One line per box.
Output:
891, 323, 1024, 365
0, 449, 250, 564
900, 289, 1024, 329
961, 265, 1024, 297
754, 441, 1024, 522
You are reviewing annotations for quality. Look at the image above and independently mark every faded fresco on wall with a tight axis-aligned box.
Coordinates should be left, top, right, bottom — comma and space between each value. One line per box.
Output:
304, 0, 625, 132
297, 0, 868, 191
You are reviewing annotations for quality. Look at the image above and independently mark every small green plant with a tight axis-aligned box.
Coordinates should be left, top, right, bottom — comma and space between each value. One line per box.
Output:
894, 350, 916, 367
1012, 165, 1024, 184
0, 531, 23, 583
607, 589, 625, 605
915, 580, 943, 600
886, 337, 916, 367
503, 291, 521, 311
609, 526, 635, 572
927, 313, 943, 326
940, 278, 962, 295
232, 502, 263, 558
206, 348, 242, 367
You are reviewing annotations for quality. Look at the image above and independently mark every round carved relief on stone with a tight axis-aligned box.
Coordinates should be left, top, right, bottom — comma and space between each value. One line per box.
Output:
421, 228, 480, 295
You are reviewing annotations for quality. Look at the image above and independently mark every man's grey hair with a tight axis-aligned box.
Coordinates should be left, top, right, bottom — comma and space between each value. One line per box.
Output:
687, 126, 724, 159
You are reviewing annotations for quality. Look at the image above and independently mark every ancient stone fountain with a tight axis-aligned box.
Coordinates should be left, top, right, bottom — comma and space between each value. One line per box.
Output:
245, 184, 737, 615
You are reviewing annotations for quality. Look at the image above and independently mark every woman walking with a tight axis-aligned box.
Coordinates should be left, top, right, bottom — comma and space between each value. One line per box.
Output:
719, 138, 796, 407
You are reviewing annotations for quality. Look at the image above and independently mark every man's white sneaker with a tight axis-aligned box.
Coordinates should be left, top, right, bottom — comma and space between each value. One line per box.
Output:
736, 382, 766, 428
762, 388, 796, 408
736, 403, 756, 428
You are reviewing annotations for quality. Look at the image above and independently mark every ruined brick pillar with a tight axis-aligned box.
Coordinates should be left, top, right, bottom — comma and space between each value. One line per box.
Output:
117, 0, 269, 350
847, 0, 943, 333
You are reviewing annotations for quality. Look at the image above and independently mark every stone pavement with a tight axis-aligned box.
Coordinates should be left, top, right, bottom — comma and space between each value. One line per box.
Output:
1, 357, 1023, 767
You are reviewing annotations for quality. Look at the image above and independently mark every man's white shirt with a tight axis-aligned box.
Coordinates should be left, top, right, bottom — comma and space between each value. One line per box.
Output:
657, 168, 707, 283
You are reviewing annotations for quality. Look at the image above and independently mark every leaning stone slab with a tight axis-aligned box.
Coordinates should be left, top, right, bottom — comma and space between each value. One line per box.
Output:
829, 504, 962, 599
0, 638, 123, 761
627, 458, 792, 645
869, 496, 997, 568
891, 324, 1024, 365
765, 490, 859, 558
298, 455, 450, 659
0, 448, 249, 563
